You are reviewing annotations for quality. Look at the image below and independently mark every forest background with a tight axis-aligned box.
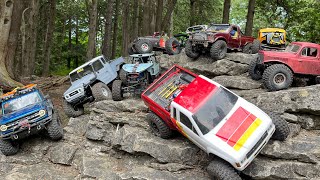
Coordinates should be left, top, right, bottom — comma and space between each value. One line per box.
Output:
0, 0, 319, 89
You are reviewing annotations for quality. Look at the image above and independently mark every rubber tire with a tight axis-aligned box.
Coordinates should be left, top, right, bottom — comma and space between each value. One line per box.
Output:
210, 40, 227, 60
269, 113, 290, 141
46, 111, 64, 140
62, 100, 84, 118
262, 64, 293, 91
0, 139, 19, 156
252, 39, 261, 54
128, 42, 136, 55
207, 158, 241, 180
119, 68, 127, 85
92, 82, 112, 101
146, 112, 172, 139
112, 80, 124, 101
165, 37, 181, 55
185, 40, 200, 59
248, 57, 263, 80
135, 39, 153, 54
243, 43, 253, 54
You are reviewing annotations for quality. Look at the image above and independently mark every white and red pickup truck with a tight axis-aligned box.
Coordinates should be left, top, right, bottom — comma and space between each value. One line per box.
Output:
141, 65, 289, 179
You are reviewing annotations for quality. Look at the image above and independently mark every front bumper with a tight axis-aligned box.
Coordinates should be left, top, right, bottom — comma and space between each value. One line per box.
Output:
190, 39, 210, 47
0, 115, 52, 140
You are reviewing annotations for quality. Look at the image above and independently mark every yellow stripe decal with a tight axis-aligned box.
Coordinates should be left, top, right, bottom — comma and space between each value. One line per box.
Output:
233, 118, 262, 151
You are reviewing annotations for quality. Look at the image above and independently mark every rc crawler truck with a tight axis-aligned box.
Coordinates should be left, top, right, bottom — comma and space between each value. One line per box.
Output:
112, 53, 160, 101
63, 56, 124, 117
186, 24, 260, 60
249, 42, 320, 91
0, 84, 63, 156
141, 65, 289, 179
128, 32, 182, 55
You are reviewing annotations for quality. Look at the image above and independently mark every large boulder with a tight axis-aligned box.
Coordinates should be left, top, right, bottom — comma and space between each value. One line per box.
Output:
212, 75, 262, 90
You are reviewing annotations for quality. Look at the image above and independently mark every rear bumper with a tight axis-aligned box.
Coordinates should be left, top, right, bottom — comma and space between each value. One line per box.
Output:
0, 116, 52, 140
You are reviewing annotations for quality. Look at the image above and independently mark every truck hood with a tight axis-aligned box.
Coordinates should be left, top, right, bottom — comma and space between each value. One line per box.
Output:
0, 102, 46, 125
204, 100, 273, 159
261, 50, 296, 59
122, 63, 153, 73
64, 73, 96, 96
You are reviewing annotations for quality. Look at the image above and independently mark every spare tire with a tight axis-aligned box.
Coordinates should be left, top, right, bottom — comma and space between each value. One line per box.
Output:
135, 39, 153, 54
128, 42, 137, 55
165, 37, 181, 55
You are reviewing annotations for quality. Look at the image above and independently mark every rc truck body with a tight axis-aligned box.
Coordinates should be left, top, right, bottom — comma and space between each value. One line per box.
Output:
63, 56, 124, 117
249, 42, 320, 91
141, 65, 289, 179
128, 32, 182, 55
258, 28, 286, 50
112, 53, 160, 101
0, 84, 63, 155
186, 24, 260, 60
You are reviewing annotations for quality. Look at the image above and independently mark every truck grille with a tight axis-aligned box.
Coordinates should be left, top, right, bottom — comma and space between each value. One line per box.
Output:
193, 34, 207, 40
5, 112, 41, 129
69, 90, 79, 97
246, 131, 268, 159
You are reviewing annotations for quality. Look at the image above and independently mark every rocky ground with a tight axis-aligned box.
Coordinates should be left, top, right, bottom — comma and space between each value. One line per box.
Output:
1, 51, 319, 179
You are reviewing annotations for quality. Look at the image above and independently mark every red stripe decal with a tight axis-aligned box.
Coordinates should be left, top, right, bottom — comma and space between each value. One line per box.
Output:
216, 107, 250, 141
227, 114, 256, 147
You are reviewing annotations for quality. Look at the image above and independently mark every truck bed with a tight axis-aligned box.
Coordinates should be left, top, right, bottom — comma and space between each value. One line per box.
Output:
143, 66, 196, 110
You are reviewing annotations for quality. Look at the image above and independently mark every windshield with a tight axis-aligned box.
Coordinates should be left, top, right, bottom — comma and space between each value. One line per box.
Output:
70, 65, 94, 82
192, 87, 238, 135
285, 44, 301, 53
2, 91, 42, 114
207, 25, 229, 32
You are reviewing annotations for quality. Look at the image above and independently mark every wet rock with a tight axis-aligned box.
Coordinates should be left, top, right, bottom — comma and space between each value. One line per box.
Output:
288, 123, 301, 138
64, 115, 90, 136
92, 99, 148, 113
225, 53, 258, 65
85, 115, 115, 144
112, 125, 206, 165
212, 75, 262, 90
296, 114, 320, 130
48, 142, 78, 165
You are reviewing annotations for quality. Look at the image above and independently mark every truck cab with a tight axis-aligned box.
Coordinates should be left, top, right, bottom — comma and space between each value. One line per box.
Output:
142, 65, 289, 179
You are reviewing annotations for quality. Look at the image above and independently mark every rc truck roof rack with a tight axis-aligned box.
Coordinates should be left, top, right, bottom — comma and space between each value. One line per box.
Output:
0, 84, 37, 102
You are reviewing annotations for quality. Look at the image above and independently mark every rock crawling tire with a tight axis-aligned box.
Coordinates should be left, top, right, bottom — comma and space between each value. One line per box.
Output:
135, 39, 153, 54
112, 80, 124, 101
262, 64, 293, 91
147, 112, 172, 139
185, 40, 200, 59
128, 42, 136, 55
119, 68, 127, 85
92, 82, 112, 101
46, 110, 64, 140
0, 139, 19, 156
207, 158, 241, 180
210, 40, 227, 60
165, 37, 181, 55
243, 43, 253, 54
248, 57, 263, 80
269, 113, 290, 141
63, 100, 84, 118
252, 39, 261, 54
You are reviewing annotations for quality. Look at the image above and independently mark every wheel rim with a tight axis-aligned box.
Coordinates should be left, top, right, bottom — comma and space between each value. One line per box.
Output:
273, 73, 286, 85
141, 43, 149, 51
150, 122, 160, 136
102, 87, 109, 97
172, 42, 179, 52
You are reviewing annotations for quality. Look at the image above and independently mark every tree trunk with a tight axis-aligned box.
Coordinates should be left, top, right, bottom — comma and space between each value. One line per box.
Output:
148, 0, 155, 35
75, 16, 79, 67
222, 0, 231, 24
155, 0, 163, 32
86, 0, 98, 60
161, 0, 177, 33
131, 0, 139, 40
42, 0, 56, 76
102, 0, 114, 59
245, 0, 256, 36
0, 0, 23, 90
67, 16, 72, 69
142, 0, 149, 36
111, 0, 119, 58
190, 0, 196, 26
121, 0, 130, 56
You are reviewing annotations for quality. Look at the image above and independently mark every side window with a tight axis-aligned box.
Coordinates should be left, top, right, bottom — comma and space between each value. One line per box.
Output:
100, 57, 106, 64
172, 107, 177, 119
92, 60, 104, 71
180, 113, 199, 135
302, 47, 318, 57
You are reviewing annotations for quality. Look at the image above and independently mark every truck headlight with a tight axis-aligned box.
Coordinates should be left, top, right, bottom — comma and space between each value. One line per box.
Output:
65, 95, 70, 99
0, 125, 7, 132
39, 110, 46, 117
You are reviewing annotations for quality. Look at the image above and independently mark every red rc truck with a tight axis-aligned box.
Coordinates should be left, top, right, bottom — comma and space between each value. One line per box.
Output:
141, 65, 289, 179
186, 24, 260, 60
249, 42, 320, 91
